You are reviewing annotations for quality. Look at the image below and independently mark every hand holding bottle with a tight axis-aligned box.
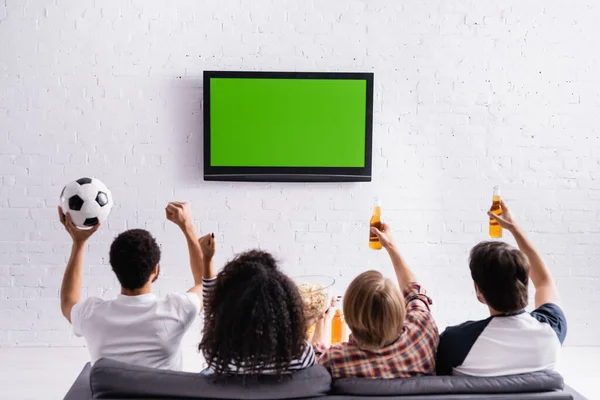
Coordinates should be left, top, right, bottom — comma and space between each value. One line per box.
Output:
489, 186, 503, 238
370, 223, 395, 251
369, 198, 383, 250
487, 200, 517, 233
331, 296, 344, 344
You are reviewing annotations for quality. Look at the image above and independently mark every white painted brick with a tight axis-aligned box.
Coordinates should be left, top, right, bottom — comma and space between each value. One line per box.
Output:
0, 275, 11, 287
0, 243, 17, 257
0, 309, 11, 325
11, 309, 38, 330
10, 330, 38, 346
295, 232, 332, 243
3, 286, 22, 299
1, 0, 600, 347
0, 299, 27, 311
39, 287, 60, 298
27, 253, 66, 266
326, 222, 344, 234
0, 330, 9, 345
308, 223, 327, 233
289, 221, 309, 232
11, 275, 43, 287
22, 287, 42, 298
17, 241, 54, 254
2, 254, 29, 265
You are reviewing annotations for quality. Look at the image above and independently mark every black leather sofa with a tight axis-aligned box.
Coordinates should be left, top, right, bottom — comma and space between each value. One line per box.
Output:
64, 358, 587, 400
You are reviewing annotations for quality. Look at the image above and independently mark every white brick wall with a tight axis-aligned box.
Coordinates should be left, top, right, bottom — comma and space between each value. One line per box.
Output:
1, 0, 599, 347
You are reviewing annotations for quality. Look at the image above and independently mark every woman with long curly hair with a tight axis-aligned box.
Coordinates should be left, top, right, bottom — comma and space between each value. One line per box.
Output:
198, 236, 315, 377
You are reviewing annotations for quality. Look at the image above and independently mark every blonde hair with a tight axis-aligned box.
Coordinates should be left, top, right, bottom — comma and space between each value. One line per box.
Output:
343, 270, 406, 350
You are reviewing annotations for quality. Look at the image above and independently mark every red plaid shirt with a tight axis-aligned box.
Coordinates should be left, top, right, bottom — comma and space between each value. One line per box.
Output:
314, 283, 438, 379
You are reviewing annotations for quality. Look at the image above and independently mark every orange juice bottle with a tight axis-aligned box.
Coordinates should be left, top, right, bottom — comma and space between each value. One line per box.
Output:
369, 198, 383, 250
331, 296, 343, 344
489, 186, 502, 238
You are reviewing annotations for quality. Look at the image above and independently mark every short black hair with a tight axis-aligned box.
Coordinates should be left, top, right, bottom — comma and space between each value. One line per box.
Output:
109, 229, 161, 290
199, 249, 306, 377
469, 241, 529, 313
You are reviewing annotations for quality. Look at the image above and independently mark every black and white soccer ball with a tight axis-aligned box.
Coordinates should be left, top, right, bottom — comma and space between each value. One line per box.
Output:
59, 177, 113, 228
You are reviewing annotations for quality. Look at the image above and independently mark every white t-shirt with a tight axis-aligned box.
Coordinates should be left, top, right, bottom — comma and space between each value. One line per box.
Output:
436, 303, 567, 377
71, 292, 201, 371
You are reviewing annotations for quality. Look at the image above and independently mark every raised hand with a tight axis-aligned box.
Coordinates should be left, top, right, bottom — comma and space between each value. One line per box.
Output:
198, 233, 216, 261
309, 296, 336, 344
487, 200, 517, 232
58, 206, 100, 245
370, 223, 395, 250
165, 202, 193, 229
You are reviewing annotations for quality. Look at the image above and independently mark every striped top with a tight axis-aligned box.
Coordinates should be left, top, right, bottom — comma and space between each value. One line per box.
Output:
202, 277, 316, 374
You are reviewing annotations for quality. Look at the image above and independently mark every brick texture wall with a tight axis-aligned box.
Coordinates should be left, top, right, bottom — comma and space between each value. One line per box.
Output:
1, 0, 599, 347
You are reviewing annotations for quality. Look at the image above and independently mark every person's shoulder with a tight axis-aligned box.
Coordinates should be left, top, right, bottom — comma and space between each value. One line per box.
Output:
436, 318, 493, 376
161, 292, 201, 315
443, 319, 485, 333
320, 341, 348, 355
530, 303, 567, 344
82, 296, 105, 304
530, 303, 566, 328
71, 297, 108, 336
161, 292, 197, 305
324, 341, 360, 360
318, 342, 348, 368
297, 341, 317, 368
440, 318, 493, 343
73, 296, 106, 311
531, 303, 565, 319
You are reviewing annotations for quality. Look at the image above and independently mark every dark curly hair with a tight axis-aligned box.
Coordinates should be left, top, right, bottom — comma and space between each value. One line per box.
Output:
470, 241, 530, 313
109, 229, 161, 290
199, 250, 306, 377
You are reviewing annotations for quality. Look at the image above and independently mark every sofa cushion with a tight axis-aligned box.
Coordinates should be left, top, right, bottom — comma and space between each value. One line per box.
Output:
90, 358, 331, 399
64, 362, 92, 400
332, 370, 564, 396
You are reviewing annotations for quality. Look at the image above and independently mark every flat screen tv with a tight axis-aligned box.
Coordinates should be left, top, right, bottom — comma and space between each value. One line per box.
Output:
203, 71, 374, 182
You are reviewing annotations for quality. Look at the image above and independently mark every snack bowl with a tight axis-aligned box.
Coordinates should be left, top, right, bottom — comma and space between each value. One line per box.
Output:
294, 275, 336, 321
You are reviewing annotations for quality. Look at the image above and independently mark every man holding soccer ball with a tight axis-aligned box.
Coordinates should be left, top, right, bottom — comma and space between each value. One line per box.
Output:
58, 202, 214, 371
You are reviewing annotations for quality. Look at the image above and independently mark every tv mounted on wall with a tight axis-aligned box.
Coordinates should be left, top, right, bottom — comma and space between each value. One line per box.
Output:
203, 71, 374, 182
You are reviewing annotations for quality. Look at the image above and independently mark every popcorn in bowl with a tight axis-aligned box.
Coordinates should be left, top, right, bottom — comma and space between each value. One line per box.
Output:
294, 275, 336, 322
298, 283, 330, 321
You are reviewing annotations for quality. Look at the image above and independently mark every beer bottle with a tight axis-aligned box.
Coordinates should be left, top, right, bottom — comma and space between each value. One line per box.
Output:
369, 198, 383, 250
489, 186, 503, 238
331, 296, 343, 344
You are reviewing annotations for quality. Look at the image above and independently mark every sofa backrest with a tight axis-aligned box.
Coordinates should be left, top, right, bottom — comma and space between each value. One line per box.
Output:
332, 370, 565, 396
88, 358, 567, 400
90, 358, 332, 399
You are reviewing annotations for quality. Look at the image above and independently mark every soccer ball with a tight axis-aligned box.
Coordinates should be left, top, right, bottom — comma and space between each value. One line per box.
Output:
59, 177, 113, 228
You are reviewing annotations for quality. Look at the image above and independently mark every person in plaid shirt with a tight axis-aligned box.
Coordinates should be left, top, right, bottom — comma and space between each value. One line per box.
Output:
312, 223, 439, 379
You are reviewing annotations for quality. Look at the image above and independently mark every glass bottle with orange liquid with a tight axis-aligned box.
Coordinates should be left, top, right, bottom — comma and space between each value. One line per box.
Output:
369, 198, 383, 250
331, 296, 344, 344
489, 186, 503, 238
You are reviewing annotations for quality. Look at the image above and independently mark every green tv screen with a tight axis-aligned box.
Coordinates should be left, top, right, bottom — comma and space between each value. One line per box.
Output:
204, 72, 373, 182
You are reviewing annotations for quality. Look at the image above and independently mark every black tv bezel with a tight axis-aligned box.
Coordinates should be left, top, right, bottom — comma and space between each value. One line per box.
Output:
203, 71, 374, 182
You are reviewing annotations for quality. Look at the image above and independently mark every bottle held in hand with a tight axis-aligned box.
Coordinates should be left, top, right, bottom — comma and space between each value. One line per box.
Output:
369, 198, 383, 250
331, 296, 344, 344
489, 186, 503, 238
